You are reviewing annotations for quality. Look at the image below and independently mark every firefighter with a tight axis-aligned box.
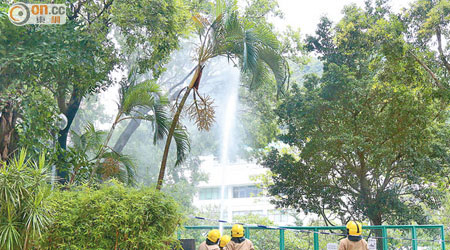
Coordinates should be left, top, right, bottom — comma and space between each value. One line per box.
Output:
338, 221, 368, 250
225, 224, 254, 250
198, 229, 221, 250
219, 235, 231, 250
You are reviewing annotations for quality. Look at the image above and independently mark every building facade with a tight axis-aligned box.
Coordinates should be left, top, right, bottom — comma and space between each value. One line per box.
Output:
193, 156, 297, 226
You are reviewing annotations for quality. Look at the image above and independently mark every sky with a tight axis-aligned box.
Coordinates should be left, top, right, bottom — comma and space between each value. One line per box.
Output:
271, 0, 413, 35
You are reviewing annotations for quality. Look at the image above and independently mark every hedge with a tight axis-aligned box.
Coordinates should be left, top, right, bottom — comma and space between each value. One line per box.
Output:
41, 181, 183, 250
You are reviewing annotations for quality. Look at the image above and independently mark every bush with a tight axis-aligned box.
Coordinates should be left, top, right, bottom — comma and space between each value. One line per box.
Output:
0, 150, 52, 250
41, 181, 183, 250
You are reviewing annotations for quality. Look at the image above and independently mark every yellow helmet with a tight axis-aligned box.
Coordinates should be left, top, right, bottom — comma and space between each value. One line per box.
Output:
207, 229, 221, 243
219, 235, 231, 247
346, 221, 362, 236
231, 224, 244, 238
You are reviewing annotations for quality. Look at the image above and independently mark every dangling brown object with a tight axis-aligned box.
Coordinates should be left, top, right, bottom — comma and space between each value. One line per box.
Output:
188, 64, 205, 90
193, 65, 204, 90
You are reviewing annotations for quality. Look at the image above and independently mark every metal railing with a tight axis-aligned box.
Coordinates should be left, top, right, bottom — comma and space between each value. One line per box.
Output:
180, 225, 447, 250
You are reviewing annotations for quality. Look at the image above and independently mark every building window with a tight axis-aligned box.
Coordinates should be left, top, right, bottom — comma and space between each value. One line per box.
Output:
199, 187, 227, 200
268, 210, 289, 223
232, 185, 262, 198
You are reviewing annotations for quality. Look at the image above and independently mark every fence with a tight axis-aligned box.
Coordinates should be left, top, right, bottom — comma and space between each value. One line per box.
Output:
179, 225, 447, 250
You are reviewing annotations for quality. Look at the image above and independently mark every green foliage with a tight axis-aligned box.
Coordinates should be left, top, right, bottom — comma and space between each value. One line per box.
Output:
429, 193, 450, 241
14, 87, 60, 160
262, 2, 450, 226
1, 0, 191, 177
188, 0, 288, 113
244, 0, 284, 22
41, 181, 183, 250
0, 149, 51, 250
66, 123, 136, 185
110, 0, 191, 76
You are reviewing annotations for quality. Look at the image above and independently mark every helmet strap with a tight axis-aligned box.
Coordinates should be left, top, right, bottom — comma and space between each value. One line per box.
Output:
348, 235, 362, 242
231, 237, 246, 244
206, 238, 218, 245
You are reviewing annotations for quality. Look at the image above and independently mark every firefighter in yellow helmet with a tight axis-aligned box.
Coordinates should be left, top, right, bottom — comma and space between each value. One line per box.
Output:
225, 224, 254, 250
198, 229, 221, 250
338, 221, 368, 250
219, 235, 231, 250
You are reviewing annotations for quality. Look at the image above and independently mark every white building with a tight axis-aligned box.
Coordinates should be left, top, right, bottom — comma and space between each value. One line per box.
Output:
193, 156, 297, 226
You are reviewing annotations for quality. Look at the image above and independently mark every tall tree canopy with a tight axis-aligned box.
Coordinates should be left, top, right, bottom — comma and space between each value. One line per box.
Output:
262, 1, 450, 225
403, 0, 450, 90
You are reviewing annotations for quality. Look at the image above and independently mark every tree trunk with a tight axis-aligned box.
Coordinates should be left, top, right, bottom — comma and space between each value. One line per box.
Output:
369, 214, 383, 250
0, 103, 18, 161
112, 118, 143, 153
156, 65, 202, 190
56, 89, 82, 183
112, 107, 149, 153
156, 87, 192, 190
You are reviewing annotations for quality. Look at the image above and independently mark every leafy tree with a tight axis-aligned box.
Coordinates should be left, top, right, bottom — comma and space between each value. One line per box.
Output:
0, 150, 51, 250
0, 8, 62, 161
156, 0, 288, 190
0, 8, 114, 166
262, 3, 450, 226
0, 0, 190, 183
53, 0, 190, 152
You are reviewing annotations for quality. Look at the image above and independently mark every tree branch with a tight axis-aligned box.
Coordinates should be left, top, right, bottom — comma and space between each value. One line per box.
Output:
68, 0, 88, 21
89, 0, 114, 25
408, 50, 445, 89
435, 26, 450, 74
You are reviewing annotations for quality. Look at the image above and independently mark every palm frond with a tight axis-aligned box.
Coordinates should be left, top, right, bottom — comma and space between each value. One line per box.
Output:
192, 14, 210, 31
70, 130, 83, 150
249, 60, 272, 90
215, 0, 226, 17
242, 30, 260, 73
222, 11, 243, 47
254, 24, 280, 50
258, 47, 288, 92
72, 122, 106, 152
127, 65, 140, 86
122, 80, 164, 114
152, 103, 170, 144
173, 126, 190, 167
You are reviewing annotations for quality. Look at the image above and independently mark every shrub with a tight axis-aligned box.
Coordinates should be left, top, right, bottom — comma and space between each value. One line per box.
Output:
0, 149, 52, 250
42, 181, 183, 250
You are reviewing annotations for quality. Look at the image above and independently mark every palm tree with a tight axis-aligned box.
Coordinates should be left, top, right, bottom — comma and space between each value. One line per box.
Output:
66, 123, 136, 185
156, 0, 288, 190
89, 68, 190, 184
